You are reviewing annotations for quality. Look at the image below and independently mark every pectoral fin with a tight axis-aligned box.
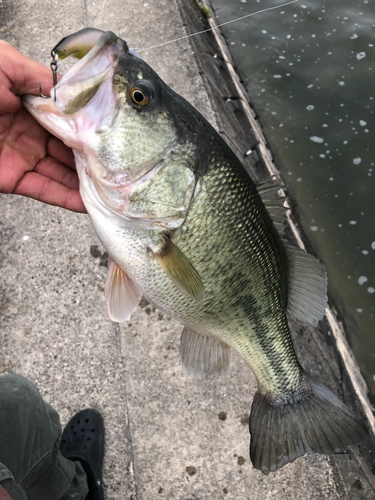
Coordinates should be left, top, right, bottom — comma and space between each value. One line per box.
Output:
105, 258, 142, 322
150, 234, 205, 301
180, 326, 230, 379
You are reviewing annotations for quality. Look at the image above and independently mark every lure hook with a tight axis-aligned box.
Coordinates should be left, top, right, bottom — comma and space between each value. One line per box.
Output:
39, 84, 50, 99
50, 52, 59, 102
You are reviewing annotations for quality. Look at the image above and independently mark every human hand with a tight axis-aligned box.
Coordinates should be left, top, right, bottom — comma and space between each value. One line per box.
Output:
0, 41, 86, 213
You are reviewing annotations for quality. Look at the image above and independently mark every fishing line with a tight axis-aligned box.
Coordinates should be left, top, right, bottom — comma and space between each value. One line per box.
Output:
40, 0, 298, 97
138, 0, 299, 53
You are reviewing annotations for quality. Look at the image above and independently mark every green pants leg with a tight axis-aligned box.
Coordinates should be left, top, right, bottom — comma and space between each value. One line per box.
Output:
0, 374, 89, 500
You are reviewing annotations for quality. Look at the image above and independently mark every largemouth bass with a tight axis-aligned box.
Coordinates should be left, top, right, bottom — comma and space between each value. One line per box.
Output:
24, 29, 368, 472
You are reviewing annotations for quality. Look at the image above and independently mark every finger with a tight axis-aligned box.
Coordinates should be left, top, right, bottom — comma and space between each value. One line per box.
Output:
14, 171, 87, 213
0, 41, 58, 98
46, 136, 76, 171
19, 55, 62, 97
35, 156, 80, 190
0, 88, 21, 114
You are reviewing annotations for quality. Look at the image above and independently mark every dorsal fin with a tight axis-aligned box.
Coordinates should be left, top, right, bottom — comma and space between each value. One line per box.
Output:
257, 177, 327, 326
180, 326, 230, 379
286, 245, 328, 326
256, 176, 287, 235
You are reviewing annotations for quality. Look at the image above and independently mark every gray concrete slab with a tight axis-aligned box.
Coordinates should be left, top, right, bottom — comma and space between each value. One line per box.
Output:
0, 1, 374, 499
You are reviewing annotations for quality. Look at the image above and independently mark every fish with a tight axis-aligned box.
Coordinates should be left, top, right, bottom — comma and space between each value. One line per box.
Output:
23, 29, 368, 472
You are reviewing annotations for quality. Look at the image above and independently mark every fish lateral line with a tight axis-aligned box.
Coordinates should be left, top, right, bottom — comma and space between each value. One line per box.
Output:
136, 0, 300, 53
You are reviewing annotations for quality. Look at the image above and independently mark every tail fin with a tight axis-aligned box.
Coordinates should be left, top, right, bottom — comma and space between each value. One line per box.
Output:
249, 375, 369, 472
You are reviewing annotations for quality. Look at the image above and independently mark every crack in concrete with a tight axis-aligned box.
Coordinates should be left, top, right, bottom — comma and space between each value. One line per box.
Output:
116, 322, 139, 499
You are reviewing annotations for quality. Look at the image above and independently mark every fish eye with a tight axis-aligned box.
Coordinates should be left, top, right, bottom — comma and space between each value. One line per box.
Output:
130, 86, 150, 106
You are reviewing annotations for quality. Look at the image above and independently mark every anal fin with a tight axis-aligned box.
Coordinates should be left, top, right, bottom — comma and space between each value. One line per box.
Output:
104, 258, 142, 323
180, 326, 230, 379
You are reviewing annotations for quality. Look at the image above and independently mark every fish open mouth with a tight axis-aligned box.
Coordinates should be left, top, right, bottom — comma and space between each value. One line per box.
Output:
23, 31, 127, 148
56, 31, 125, 90
53, 31, 125, 115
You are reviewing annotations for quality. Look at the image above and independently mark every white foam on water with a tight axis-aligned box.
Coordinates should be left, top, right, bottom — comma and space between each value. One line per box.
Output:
310, 136, 324, 143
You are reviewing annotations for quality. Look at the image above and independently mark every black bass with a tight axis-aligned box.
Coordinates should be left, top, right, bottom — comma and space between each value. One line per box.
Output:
23, 29, 368, 472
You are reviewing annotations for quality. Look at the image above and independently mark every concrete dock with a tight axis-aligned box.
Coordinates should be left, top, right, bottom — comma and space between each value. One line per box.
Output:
0, 0, 374, 498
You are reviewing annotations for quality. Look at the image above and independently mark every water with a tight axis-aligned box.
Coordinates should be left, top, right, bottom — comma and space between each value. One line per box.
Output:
210, 0, 375, 400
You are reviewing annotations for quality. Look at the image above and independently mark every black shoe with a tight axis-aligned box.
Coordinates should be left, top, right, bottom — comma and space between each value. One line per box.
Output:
60, 409, 105, 500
